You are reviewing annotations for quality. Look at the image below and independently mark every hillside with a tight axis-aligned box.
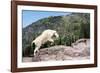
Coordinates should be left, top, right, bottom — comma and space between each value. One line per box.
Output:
22, 13, 90, 57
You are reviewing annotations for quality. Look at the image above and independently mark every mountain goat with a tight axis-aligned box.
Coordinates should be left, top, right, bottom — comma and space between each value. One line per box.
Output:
31, 29, 59, 56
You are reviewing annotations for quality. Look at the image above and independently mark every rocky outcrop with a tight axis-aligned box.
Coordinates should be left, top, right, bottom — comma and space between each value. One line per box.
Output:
23, 39, 90, 62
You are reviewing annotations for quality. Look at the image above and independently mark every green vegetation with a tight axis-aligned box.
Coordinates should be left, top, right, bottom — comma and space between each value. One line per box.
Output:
22, 13, 90, 57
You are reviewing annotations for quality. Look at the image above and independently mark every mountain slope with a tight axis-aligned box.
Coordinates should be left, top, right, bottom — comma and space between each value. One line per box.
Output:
22, 13, 90, 57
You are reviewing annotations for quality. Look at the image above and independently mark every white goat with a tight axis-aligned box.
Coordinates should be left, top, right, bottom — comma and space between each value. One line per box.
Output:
31, 29, 59, 55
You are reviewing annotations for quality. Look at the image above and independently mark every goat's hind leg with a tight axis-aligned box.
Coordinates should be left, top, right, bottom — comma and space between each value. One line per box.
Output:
34, 47, 40, 56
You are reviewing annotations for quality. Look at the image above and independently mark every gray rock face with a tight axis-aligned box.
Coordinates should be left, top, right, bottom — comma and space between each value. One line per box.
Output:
23, 39, 90, 62
71, 38, 90, 56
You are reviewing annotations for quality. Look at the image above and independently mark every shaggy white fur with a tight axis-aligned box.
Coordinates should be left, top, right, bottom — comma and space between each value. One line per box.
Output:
31, 29, 59, 55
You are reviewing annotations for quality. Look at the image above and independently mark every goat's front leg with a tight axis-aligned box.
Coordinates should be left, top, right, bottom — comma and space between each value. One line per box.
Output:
48, 39, 54, 43
48, 39, 54, 45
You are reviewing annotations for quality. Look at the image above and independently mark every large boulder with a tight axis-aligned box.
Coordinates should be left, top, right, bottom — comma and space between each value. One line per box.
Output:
71, 38, 90, 56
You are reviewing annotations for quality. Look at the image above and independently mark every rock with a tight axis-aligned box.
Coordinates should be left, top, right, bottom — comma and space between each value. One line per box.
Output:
23, 39, 90, 62
22, 57, 33, 62
71, 38, 90, 50
71, 39, 90, 57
